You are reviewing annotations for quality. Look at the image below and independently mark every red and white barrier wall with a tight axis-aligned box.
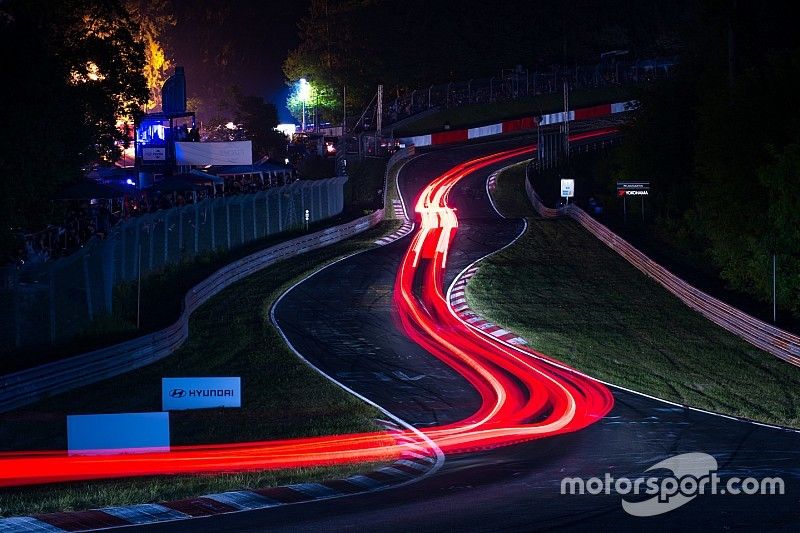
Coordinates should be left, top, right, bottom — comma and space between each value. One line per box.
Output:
401, 100, 637, 148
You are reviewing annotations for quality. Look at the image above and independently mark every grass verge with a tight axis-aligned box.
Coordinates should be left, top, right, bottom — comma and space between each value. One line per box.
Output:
0, 220, 401, 517
466, 163, 800, 428
394, 86, 633, 136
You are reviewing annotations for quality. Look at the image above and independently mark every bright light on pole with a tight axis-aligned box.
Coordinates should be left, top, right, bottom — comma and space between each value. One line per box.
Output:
299, 78, 311, 132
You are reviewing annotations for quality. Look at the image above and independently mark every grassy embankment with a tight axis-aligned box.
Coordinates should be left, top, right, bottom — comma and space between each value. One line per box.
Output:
467, 161, 800, 427
394, 86, 632, 136
0, 161, 402, 516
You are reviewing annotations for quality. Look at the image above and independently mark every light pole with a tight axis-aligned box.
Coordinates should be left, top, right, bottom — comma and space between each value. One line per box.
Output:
299, 78, 311, 132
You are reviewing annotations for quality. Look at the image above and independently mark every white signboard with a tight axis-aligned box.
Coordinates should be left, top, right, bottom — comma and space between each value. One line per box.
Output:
162, 377, 242, 410
175, 141, 252, 166
67, 412, 170, 455
142, 147, 166, 161
560, 179, 575, 198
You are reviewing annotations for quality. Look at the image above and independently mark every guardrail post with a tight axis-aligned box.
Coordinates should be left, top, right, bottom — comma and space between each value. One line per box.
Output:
297, 182, 306, 227
48, 273, 56, 345
277, 190, 283, 232
177, 207, 183, 255
102, 239, 114, 313
163, 210, 170, 264
525, 70, 529, 96
239, 197, 245, 244
210, 202, 216, 250
327, 179, 333, 217
225, 198, 231, 249
147, 216, 155, 270
120, 223, 127, 280
252, 194, 259, 239
82, 253, 93, 322
194, 203, 200, 253
267, 190, 275, 235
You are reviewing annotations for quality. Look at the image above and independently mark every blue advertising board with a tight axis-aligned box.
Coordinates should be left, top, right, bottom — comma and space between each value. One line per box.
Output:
162, 377, 242, 410
67, 412, 170, 455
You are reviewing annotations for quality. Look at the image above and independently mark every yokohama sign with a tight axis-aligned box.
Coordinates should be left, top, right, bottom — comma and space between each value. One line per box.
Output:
617, 181, 650, 196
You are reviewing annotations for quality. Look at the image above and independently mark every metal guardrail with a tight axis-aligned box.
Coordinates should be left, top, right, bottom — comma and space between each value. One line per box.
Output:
0, 209, 385, 413
524, 165, 800, 367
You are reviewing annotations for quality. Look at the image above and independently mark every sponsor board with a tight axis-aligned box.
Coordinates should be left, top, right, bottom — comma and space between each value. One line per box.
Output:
142, 147, 166, 161
162, 377, 241, 410
67, 412, 170, 455
561, 179, 575, 198
617, 181, 650, 196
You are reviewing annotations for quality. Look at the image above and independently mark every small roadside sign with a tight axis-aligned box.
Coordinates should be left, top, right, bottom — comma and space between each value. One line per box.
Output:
616, 181, 651, 222
561, 179, 575, 198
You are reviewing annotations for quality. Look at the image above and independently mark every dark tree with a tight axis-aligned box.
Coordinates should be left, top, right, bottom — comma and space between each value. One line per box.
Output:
284, 0, 692, 123
0, 0, 148, 262
614, 0, 800, 315
234, 93, 287, 159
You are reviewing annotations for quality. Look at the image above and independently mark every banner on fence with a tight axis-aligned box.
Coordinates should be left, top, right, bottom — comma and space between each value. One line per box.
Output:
175, 141, 252, 165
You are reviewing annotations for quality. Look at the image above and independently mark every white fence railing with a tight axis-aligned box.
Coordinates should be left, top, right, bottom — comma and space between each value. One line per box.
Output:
0, 209, 384, 412
524, 172, 800, 367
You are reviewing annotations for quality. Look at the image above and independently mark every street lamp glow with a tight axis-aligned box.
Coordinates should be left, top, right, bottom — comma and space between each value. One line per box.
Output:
298, 78, 311, 103
298, 78, 311, 132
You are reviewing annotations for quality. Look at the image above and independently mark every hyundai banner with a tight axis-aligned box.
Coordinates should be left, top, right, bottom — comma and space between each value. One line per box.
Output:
162, 377, 242, 410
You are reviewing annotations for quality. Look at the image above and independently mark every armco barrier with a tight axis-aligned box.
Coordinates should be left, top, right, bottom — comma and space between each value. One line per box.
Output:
523, 172, 800, 368
0, 209, 384, 413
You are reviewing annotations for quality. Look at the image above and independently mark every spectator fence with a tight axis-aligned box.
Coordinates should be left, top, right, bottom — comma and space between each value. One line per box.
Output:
0, 177, 346, 352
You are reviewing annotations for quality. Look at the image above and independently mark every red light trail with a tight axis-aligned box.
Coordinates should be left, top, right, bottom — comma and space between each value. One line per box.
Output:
0, 137, 614, 488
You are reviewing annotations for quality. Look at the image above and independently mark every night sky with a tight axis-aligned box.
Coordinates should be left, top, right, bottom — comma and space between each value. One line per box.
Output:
166, 0, 309, 122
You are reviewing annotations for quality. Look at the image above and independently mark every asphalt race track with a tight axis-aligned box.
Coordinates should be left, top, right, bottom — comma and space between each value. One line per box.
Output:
139, 139, 800, 532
